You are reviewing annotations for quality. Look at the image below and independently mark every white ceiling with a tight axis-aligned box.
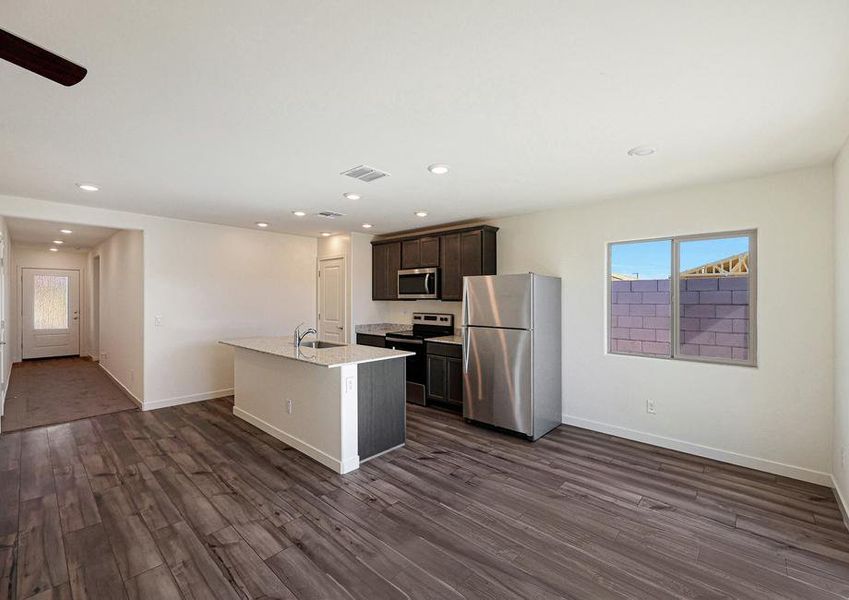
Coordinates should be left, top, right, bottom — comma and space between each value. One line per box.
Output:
6, 217, 119, 250
1, 1, 848, 238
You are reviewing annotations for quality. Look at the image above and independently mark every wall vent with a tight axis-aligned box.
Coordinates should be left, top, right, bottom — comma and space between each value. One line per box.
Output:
340, 164, 390, 182
316, 211, 345, 219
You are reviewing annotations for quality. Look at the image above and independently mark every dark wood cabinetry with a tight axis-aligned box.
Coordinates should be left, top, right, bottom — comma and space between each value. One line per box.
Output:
426, 342, 463, 411
356, 334, 386, 348
372, 225, 496, 301
439, 226, 497, 301
402, 236, 439, 269
372, 241, 401, 300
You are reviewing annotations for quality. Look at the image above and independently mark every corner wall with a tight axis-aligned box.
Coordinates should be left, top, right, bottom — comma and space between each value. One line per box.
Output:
490, 166, 835, 484
0, 195, 318, 409
0, 218, 10, 415
93, 230, 144, 403
833, 139, 849, 517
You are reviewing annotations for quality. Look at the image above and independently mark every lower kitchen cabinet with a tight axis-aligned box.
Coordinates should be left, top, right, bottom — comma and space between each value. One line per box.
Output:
356, 334, 386, 348
426, 342, 463, 412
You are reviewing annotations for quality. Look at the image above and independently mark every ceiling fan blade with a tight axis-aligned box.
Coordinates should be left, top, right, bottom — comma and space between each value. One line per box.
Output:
0, 28, 86, 86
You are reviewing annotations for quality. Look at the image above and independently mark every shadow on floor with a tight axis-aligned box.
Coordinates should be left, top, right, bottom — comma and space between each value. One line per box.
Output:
1, 356, 137, 432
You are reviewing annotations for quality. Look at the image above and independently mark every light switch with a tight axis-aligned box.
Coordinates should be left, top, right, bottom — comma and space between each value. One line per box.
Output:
154, 315, 164, 327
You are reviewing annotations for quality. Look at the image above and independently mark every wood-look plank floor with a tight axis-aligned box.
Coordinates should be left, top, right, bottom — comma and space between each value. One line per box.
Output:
1, 358, 137, 433
1, 397, 848, 599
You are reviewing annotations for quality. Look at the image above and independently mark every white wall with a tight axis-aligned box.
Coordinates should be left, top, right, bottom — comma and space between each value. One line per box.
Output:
92, 230, 144, 402
10, 245, 90, 361
488, 166, 834, 484
0, 195, 317, 409
0, 217, 11, 415
833, 139, 849, 516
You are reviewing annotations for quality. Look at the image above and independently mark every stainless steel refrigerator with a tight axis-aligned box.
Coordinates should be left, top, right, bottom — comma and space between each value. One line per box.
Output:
462, 273, 562, 440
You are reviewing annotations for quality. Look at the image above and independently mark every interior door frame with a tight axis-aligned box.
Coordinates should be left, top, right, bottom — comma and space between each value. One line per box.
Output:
317, 254, 348, 343
19, 266, 82, 360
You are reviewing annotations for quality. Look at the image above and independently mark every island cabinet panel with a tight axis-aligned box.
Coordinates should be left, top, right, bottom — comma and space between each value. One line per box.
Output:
426, 342, 463, 411
357, 359, 406, 460
372, 241, 401, 300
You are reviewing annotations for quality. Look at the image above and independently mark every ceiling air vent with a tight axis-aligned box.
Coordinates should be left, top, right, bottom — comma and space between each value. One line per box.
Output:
316, 211, 345, 219
340, 164, 390, 182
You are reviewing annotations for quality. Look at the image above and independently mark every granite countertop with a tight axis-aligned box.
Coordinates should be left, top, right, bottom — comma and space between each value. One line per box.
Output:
354, 323, 407, 336
220, 336, 414, 368
428, 335, 464, 346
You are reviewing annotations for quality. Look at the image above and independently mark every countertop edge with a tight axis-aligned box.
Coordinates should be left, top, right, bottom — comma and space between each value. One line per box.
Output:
219, 340, 414, 368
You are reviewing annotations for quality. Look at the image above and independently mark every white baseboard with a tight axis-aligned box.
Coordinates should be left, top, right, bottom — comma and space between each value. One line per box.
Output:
99, 364, 143, 408
233, 405, 358, 474
832, 476, 849, 533
143, 388, 233, 411
561, 414, 832, 487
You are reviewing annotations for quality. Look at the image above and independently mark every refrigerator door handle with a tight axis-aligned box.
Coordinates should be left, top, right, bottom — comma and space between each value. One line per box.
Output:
462, 327, 470, 372
462, 281, 469, 326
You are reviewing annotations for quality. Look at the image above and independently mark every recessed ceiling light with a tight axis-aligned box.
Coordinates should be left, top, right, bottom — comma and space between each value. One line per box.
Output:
427, 164, 450, 175
53, 240, 64, 245
77, 183, 99, 192
627, 145, 656, 157
321, 232, 332, 237
343, 193, 361, 201
255, 222, 269, 228
60, 229, 72, 234
49, 247, 59, 252
362, 223, 373, 229
415, 211, 428, 217
292, 211, 306, 217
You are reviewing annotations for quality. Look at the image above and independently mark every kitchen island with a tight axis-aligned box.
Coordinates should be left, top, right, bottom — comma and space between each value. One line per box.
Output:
219, 337, 413, 473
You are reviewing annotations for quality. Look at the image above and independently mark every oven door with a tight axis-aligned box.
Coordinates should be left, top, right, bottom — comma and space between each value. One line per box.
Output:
398, 268, 438, 299
385, 336, 427, 405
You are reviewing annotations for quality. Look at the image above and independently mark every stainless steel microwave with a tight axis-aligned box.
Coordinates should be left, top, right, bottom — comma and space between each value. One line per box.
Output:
398, 268, 439, 299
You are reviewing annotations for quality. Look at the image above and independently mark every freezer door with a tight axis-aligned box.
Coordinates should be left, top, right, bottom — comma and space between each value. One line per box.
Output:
463, 274, 533, 330
463, 326, 533, 436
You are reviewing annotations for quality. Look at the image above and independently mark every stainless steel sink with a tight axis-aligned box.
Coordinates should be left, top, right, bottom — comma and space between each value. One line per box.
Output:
298, 340, 346, 349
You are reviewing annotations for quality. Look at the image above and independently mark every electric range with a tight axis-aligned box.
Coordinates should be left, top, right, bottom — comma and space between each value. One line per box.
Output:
384, 312, 454, 406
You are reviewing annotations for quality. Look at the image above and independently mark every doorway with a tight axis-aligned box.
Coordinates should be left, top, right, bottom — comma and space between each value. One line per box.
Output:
21, 267, 80, 359
318, 256, 347, 343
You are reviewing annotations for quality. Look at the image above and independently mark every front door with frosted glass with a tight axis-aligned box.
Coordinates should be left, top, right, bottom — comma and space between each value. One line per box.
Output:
22, 268, 80, 359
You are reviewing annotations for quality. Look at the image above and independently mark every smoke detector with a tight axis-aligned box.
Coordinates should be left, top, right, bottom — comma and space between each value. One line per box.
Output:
340, 164, 390, 182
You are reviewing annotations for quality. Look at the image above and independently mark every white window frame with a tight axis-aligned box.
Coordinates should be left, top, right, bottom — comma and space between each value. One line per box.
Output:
608, 229, 757, 367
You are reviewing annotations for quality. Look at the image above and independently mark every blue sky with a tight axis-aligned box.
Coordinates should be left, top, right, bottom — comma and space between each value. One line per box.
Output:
611, 236, 749, 279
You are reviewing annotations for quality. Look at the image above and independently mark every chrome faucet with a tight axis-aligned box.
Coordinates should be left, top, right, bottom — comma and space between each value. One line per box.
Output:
294, 322, 317, 348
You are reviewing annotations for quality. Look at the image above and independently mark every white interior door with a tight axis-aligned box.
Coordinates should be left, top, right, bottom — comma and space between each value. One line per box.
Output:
318, 257, 346, 343
22, 268, 80, 359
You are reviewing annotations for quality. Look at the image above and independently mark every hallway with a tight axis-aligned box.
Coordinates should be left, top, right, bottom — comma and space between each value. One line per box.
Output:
1, 358, 137, 433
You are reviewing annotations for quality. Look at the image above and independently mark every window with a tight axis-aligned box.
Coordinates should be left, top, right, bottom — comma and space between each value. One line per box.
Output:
608, 230, 756, 366
33, 274, 70, 330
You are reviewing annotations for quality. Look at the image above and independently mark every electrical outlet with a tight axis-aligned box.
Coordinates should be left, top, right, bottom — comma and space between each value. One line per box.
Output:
154, 315, 164, 327
345, 376, 354, 393
286, 399, 293, 415
100, 352, 107, 361
646, 399, 656, 415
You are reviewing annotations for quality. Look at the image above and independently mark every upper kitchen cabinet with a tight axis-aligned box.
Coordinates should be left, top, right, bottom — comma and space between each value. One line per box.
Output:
372, 241, 402, 300
372, 225, 496, 301
440, 226, 498, 301
401, 236, 440, 269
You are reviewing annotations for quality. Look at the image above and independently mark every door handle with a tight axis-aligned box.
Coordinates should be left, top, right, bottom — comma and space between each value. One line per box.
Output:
336, 326, 344, 330
462, 327, 470, 373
